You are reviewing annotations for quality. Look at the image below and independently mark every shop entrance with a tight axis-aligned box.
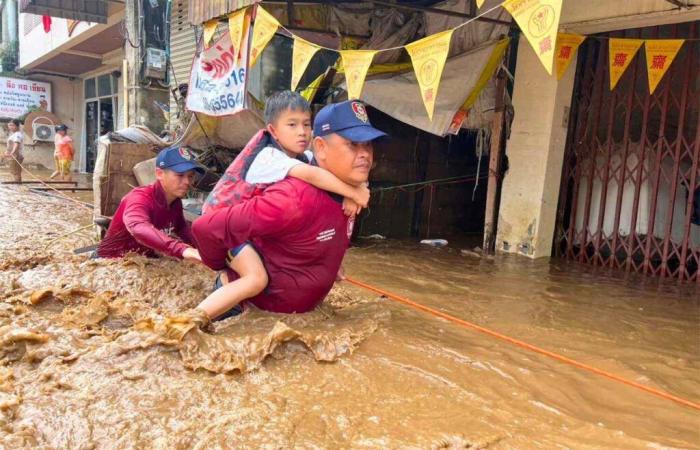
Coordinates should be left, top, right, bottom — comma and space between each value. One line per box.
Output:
84, 73, 118, 173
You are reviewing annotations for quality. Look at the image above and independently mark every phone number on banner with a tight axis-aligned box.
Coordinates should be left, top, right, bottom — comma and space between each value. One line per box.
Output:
202, 91, 245, 113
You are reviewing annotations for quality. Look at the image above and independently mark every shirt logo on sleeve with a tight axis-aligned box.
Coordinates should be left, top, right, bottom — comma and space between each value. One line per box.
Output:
316, 228, 336, 242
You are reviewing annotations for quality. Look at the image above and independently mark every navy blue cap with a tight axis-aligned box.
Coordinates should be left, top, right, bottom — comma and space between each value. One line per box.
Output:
156, 146, 205, 174
313, 101, 387, 142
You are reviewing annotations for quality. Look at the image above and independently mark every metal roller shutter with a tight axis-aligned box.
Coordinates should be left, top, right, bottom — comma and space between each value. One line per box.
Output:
169, 0, 197, 128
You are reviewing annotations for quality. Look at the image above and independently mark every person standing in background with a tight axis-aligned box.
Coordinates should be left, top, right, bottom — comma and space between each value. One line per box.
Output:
54, 125, 74, 182
3, 119, 24, 182
50, 126, 62, 179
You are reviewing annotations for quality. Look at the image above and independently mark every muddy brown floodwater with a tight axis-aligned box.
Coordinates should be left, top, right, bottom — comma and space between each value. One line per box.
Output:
0, 178, 699, 449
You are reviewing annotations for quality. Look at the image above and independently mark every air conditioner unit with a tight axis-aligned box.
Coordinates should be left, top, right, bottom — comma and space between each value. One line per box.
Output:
33, 123, 55, 142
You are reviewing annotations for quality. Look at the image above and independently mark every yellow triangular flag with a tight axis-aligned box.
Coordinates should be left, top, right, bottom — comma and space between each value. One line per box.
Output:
291, 38, 321, 91
203, 20, 218, 47
645, 39, 684, 94
477, 0, 485, 7
555, 33, 586, 80
341, 50, 377, 100
250, 7, 279, 67
405, 29, 454, 121
608, 38, 644, 90
228, 8, 247, 60
504, 0, 562, 75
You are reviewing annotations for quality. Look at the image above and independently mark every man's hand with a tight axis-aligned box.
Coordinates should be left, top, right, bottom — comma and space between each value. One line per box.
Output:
182, 247, 202, 263
342, 198, 362, 217
335, 266, 346, 283
351, 184, 370, 208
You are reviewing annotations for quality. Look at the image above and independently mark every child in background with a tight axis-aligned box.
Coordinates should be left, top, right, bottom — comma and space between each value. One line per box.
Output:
195, 91, 370, 322
54, 125, 74, 182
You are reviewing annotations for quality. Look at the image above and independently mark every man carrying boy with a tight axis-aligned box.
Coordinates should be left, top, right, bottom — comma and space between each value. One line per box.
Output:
193, 92, 371, 321
191, 99, 386, 323
96, 146, 204, 262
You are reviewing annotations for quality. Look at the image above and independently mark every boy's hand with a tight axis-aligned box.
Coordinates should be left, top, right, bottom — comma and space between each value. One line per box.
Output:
352, 184, 370, 208
342, 198, 361, 217
182, 247, 202, 263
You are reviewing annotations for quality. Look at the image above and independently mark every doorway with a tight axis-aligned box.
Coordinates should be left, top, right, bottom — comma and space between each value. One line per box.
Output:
84, 73, 118, 173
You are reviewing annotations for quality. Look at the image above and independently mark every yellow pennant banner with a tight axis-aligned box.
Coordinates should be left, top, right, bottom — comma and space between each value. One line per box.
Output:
504, 0, 562, 75
203, 19, 218, 47
645, 39, 684, 94
291, 38, 321, 91
340, 50, 378, 100
608, 38, 643, 90
477, 0, 485, 7
555, 33, 585, 80
405, 29, 454, 121
250, 7, 280, 67
228, 8, 248, 61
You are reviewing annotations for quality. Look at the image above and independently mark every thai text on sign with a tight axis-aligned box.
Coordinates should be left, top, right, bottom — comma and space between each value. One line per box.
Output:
0, 77, 52, 119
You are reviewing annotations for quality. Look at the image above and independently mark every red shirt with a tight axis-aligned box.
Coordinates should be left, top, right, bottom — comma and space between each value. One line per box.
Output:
97, 181, 194, 259
192, 178, 352, 313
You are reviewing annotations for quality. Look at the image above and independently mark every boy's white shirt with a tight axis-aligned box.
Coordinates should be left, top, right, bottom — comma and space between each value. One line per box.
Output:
245, 146, 314, 184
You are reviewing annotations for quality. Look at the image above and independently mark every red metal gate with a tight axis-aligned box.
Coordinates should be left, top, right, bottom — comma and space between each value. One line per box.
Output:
556, 22, 700, 282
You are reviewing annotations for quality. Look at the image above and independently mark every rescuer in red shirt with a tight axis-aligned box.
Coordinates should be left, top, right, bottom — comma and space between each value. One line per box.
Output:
191, 100, 387, 322
96, 146, 205, 262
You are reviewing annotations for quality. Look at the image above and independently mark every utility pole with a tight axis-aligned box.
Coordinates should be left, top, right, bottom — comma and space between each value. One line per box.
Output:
124, 0, 169, 133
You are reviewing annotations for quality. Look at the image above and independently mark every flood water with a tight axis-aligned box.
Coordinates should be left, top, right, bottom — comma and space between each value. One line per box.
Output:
0, 177, 698, 449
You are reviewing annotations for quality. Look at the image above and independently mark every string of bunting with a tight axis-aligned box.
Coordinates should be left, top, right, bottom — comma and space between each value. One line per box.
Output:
200, 0, 691, 121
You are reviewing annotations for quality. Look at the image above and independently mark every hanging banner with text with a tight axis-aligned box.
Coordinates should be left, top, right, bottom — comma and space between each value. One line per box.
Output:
187, 30, 249, 116
555, 33, 586, 80
341, 50, 378, 100
645, 39, 684, 94
405, 29, 454, 121
0, 77, 52, 119
250, 6, 280, 67
291, 37, 321, 91
504, 0, 562, 75
608, 38, 643, 90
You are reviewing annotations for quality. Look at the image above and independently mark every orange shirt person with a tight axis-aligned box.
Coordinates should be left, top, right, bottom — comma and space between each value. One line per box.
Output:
54, 124, 74, 181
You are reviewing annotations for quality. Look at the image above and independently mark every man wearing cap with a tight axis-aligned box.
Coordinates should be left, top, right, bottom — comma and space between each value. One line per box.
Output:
96, 146, 205, 261
191, 100, 386, 318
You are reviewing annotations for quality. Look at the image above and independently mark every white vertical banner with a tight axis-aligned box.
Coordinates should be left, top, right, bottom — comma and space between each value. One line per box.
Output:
187, 29, 249, 116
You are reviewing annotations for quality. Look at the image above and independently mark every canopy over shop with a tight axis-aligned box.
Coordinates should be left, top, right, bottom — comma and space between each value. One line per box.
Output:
172, 0, 516, 248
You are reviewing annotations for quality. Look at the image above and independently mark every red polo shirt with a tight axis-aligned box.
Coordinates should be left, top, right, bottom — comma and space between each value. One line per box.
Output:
97, 181, 194, 259
192, 178, 352, 313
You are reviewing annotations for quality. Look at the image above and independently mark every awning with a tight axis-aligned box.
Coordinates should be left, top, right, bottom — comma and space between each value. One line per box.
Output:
188, 0, 260, 25
20, 0, 108, 24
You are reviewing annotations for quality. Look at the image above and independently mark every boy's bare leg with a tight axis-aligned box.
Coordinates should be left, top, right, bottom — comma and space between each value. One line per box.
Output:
196, 245, 268, 320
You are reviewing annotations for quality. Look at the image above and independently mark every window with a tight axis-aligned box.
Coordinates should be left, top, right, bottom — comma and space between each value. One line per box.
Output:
97, 74, 112, 97
84, 78, 96, 98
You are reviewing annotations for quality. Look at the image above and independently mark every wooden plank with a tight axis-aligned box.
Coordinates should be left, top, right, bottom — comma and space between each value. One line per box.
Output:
1, 180, 78, 185
482, 70, 507, 254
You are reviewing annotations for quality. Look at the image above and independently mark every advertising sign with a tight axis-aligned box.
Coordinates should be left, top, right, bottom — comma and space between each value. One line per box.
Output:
0, 77, 52, 118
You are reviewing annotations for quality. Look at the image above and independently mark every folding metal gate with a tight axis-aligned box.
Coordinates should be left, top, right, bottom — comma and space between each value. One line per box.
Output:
556, 22, 700, 282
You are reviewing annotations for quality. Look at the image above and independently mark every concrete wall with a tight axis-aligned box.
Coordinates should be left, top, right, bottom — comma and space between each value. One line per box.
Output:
496, 3, 700, 258
18, 16, 96, 68
0, 75, 82, 171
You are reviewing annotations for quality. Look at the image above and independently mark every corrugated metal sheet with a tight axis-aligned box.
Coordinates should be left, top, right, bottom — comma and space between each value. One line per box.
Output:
187, 0, 259, 25
169, 0, 197, 126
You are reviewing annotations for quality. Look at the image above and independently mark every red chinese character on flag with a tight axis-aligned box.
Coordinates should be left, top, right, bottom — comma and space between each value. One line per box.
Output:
613, 53, 627, 67
558, 45, 572, 59
651, 54, 667, 70
539, 37, 552, 55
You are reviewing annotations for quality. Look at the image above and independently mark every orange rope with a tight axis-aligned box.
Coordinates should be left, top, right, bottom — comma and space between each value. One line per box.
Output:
345, 276, 700, 411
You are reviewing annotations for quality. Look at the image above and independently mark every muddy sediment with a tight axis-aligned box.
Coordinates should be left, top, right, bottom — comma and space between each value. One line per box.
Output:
0, 181, 698, 449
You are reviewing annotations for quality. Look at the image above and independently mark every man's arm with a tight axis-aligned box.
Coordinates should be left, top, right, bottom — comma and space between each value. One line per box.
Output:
192, 180, 306, 271
122, 196, 190, 259
288, 164, 369, 208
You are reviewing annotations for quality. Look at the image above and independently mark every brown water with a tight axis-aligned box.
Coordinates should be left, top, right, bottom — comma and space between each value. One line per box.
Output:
0, 179, 699, 449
